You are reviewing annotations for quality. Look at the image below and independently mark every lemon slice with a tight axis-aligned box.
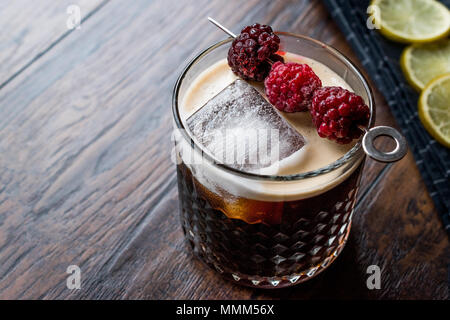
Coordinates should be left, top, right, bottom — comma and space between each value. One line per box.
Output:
401, 39, 450, 91
419, 73, 450, 148
371, 0, 450, 43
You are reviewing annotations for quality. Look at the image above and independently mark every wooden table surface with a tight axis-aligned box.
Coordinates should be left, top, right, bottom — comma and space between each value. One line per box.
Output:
0, 0, 448, 300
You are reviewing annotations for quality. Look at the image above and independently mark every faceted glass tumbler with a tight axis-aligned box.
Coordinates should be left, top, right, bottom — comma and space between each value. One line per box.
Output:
172, 33, 375, 288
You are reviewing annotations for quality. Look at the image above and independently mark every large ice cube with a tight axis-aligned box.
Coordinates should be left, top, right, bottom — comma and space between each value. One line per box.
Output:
186, 80, 305, 172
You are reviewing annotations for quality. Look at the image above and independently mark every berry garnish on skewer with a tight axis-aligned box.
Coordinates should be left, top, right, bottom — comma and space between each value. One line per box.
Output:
264, 61, 322, 112
310, 86, 370, 144
227, 23, 284, 81
208, 18, 370, 144
208, 18, 283, 81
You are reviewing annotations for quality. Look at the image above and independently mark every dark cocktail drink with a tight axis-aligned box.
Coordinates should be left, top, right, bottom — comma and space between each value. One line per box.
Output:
172, 33, 376, 288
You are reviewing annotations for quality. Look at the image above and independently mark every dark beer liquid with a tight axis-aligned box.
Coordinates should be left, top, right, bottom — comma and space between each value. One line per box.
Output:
177, 161, 363, 288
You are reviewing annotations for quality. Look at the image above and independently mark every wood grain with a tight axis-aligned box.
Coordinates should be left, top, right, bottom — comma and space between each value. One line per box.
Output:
0, 0, 106, 87
0, 0, 447, 299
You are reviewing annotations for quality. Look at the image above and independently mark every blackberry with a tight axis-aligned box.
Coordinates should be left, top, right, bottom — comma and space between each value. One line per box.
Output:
227, 23, 283, 81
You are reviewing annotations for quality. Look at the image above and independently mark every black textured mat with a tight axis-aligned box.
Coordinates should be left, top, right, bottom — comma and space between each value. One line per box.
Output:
322, 0, 450, 234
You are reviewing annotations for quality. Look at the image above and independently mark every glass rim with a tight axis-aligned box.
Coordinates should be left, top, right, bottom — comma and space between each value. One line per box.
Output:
172, 32, 375, 182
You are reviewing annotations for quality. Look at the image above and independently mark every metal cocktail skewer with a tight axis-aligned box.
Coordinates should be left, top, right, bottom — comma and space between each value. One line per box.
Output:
208, 17, 237, 38
207, 17, 407, 163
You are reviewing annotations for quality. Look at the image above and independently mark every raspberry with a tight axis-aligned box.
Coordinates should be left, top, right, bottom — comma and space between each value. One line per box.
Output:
264, 62, 322, 112
227, 23, 283, 81
310, 86, 370, 144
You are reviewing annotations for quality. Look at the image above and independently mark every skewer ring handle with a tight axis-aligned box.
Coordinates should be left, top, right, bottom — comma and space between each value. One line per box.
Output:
362, 126, 407, 163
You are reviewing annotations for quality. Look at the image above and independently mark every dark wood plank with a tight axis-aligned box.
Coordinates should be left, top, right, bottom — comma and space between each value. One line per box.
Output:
0, 0, 446, 299
0, 0, 106, 86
